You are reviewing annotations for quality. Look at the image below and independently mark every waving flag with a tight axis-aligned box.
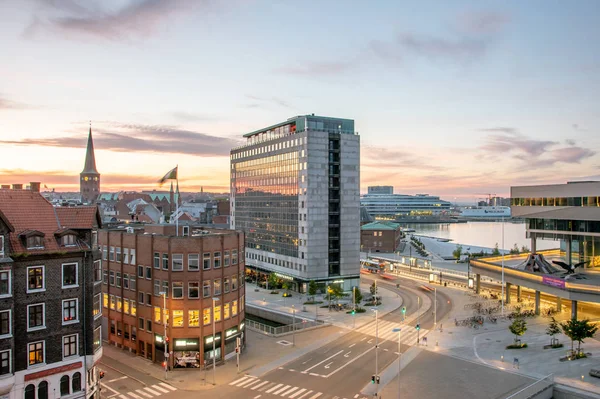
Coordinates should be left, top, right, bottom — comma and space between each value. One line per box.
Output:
158, 166, 178, 186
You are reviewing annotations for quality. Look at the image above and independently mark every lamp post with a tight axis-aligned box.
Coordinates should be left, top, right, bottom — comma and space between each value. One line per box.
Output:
352, 287, 356, 329
212, 297, 220, 385
392, 328, 402, 399
372, 308, 379, 398
417, 296, 420, 344
434, 287, 437, 328
291, 305, 296, 346
159, 292, 168, 380
501, 216, 505, 316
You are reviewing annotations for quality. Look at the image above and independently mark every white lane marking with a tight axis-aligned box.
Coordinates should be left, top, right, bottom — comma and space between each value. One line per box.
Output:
266, 384, 284, 393
127, 392, 142, 399
100, 384, 120, 398
308, 393, 322, 399
158, 383, 176, 391
324, 362, 333, 369
360, 337, 366, 341
309, 373, 321, 377
473, 335, 490, 365
143, 387, 161, 396
297, 390, 313, 399
254, 396, 261, 399
367, 339, 373, 344
281, 386, 299, 396
303, 350, 344, 372
107, 376, 129, 383
290, 388, 307, 398
150, 385, 169, 393
326, 346, 375, 378
273, 385, 291, 395
289, 369, 296, 372
349, 343, 356, 348
354, 395, 359, 398
135, 389, 152, 398
239, 379, 261, 388
251, 381, 270, 390
302, 358, 313, 364
344, 351, 351, 358
230, 376, 251, 386
260, 383, 276, 392
119, 395, 129, 399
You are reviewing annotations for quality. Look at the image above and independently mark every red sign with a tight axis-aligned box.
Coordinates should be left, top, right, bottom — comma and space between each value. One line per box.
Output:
25, 361, 82, 381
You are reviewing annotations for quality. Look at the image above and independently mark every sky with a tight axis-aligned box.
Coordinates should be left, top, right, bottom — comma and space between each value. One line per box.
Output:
0, 0, 599, 202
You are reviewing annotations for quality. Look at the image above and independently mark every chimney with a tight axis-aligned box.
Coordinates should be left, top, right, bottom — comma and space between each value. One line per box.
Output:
30, 182, 41, 192
0, 185, 9, 189
12, 184, 23, 190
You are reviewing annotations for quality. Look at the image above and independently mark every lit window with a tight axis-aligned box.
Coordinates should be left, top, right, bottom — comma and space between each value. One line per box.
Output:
103, 293, 108, 308
27, 266, 45, 292
154, 307, 161, 323
172, 310, 183, 327
203, 308, 211, 325
214, 305, 221, 322
93, 294, 101, 318
232, 300, 238, 316
62, 299, 78, 324
224, 303, 230, 319
188, 310, 199, 327
124, 299, 130, 314
28, 341, 45, 366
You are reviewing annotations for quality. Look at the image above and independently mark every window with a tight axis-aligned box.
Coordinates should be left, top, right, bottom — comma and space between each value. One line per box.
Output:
214, 305, 221, 322
110, 295, 115, 310
138, 292, 144, 304
172, 310, 183, 327
162, 281, 169, 297
138, 318, 144, 330
103, 269, 108, 284
145, 267, 152, 280
188, 282, 199, 298
232, 249, 238, 265
116, 247, 122, 262
72, 372, 82, 392
0, 350, 9, 375
232, 275, 238, 291
124, 299, 130, 314
131, 300, 137, 316
145, 293, 151, 306
203, 308, 211, 325
0, 270, 10, 297
214, 252, 221, 268
203, 281, 211, 298
154, 280, 160, 296
232, 300, 238, 316
61, 263, 78, 290
214, 279, 221, 295
116, 272, 121, 288
102, 246, 107, 260
63, 334, 78, 358
224, 303, 230, 319
0, 310, 10, 337
188, 254, 199, 271
123, 248, 129, 264
63, 299, 78, 324
154, 307, 161, 323
182, 226, 189, 236
130, 276, 136, 291
93, 294, 101, 318
25, 385, 35, 399
109, 247, 115, 261
103, 293, 108, 308
172, 254, 183, 271
172, 282, 183, 299
188, 310, 199, 327
27, 266, 45, 292
109, 271, 115, 286
146, 319, 152, 331
27, 304, 45, 331
137, 265, 144, 278
130, 249, 136, 264
162, 254, 168, 270
123, 273, 129, 289
154, 252, 160, 269
93, 260, 102, 283
28, 341, 44, 366
60, 375, 70, 396
224, 277, 230, 293
27, 235, 44, 249
38, 381, 48, 399
203, 253, 210, 270
224, 250, 230, 267
131, 326, 137, 342
117, 297, 122, 312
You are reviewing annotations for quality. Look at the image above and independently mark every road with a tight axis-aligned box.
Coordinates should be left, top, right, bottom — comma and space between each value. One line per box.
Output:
226, 276, 452, 399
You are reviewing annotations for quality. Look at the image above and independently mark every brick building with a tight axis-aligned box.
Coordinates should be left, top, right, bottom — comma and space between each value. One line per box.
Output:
360, 221, 403, 253
0, 184, 103, 399
99, 225, 245, 369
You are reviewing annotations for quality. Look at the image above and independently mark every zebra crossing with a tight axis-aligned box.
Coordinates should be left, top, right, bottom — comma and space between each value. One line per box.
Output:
102, 382, 177, 399
228, 376, 370, 398
354, 319, 429, 345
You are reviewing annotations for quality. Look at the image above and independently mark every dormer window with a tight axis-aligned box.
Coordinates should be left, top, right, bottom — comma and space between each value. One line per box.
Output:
62, 235, 77, 247
27, 236, 44, 250
0, 235, 4, 257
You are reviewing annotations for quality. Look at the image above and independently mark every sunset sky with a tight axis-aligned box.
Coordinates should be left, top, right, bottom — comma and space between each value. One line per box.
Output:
1, 0, 599, 202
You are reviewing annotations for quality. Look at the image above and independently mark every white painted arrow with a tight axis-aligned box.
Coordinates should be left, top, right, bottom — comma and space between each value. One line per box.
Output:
324, 362, 333, 369
344, 351, 351, 358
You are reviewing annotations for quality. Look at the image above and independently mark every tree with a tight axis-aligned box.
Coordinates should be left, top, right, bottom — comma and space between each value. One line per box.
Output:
521, 245, 530, 253
268, 273, 278, 290
370, 281, 377, 297
509, 317, 527, 344
561, 319, 599, 354
546, 317, 561, 346
308, 280, 318, 300
510, 244, 520, 255
452, 244, 463, 261
328, 284, 344, 304
282, 281, 291, 296
492, 243, 501, 256
353, 287, 363, 306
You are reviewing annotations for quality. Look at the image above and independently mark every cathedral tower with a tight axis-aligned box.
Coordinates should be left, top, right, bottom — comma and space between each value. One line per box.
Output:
80, 125, 100, 204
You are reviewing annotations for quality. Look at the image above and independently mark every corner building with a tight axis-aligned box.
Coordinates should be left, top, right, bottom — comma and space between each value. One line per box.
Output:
230, 115, 360, 292
99, 225, 245, 368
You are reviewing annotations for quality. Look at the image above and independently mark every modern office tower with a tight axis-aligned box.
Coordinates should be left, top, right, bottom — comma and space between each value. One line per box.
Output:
367, 186, 394, 195
230, 114, 360, 292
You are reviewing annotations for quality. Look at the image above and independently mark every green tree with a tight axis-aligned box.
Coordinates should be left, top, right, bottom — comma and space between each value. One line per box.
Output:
308, 280, 318, 300
352, 287, 363, 306
521, 245, 530, 253
561, 319, 599, 354
282, 281, 291, 296
268, 273, 278, 290
492, 243, 501, 256
328, 284, 344, 304
546, 317, 561, 346
452, 244, 463, 261
509, 317, 527, 344
370, 281, 377, 297
510, 244, 520, 255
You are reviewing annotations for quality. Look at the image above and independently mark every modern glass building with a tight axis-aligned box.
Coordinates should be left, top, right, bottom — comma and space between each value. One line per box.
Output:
361, 190, 451, 218
230, 115, 360, 292
511, 181, 600, 269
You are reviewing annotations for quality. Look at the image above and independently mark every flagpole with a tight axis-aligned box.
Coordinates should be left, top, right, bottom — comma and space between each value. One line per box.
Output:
175, 165, 179, 237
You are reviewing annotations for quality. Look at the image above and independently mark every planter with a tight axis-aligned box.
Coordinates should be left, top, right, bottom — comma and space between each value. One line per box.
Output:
506, 343, 528, 349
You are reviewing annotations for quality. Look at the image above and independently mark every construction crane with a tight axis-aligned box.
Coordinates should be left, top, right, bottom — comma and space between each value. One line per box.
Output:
475, 193, 497, 206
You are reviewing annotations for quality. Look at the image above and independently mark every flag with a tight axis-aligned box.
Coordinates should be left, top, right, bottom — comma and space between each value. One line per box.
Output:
44, 184, 48, 189
158, 166, 178, 185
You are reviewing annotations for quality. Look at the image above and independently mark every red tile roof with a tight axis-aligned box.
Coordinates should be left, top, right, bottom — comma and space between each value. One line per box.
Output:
56, 206, 100, 229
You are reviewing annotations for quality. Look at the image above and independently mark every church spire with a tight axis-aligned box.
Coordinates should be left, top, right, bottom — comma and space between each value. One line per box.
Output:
82, 122, 99, 174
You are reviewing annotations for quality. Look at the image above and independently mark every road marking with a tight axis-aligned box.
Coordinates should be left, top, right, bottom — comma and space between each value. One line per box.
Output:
354, 395, 360, 398
297, 390, 313, 399
302, 358, 313, 364
239, 379, 261, 388
119, 395, 129, 399
230, 376, 251, 386
273, 385, 291, 395
326, 346, 375, 378
303, 350, 344, 372
260, 383, 276, 392
309, 373, 321, 377
266, 384, 283, 393
308, 393, 322, 399
254, 396, 261, 399
107, 376, 128, 383
143, 387, 161, 396
367, 339, 373, 344
289, 389, 307, 398
344, 351, 351, 357
150, 385, 169, 393
126, 392, 142, 399
349, 343, 356, 348
324, 362, 333, 369
384, 349, 389, 352
135, 389, 152, 398
251, 381, 270, 390
281, 386, 299, 396
158, 383, 176, 391
100, 383, 120, 398
360, 337, 366, 341
289, 369, 296, 372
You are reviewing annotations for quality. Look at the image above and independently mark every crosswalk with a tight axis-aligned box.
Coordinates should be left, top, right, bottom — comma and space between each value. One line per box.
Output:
354, 319, 429, 345
102, 382, 177, 399
228, 376, 370, 399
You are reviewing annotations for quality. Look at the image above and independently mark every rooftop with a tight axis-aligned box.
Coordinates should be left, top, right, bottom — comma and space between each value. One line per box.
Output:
361, 221, 401, 231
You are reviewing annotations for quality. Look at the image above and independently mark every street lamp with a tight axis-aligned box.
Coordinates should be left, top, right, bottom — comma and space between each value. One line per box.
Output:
352, 286, 356, 329
159, 292, 168, 380
501, 216, 505, 316
212, 296, 220, 385
372, 308, 379, 398
291, 305, 296, 346
392, 328, 402, 399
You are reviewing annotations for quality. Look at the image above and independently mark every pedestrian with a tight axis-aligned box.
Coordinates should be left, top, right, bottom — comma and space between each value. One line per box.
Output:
513, 357, 519, 369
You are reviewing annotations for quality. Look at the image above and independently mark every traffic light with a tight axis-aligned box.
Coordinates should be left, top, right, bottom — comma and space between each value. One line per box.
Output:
162, 361, 167, 368
371, 375, 375, 384
415, 324, 420, 330
99, 371, 105, 379
401, 306, 406, 314
235, 347, 240, 354
377, 376, 380, 384
351, 309, 356, 315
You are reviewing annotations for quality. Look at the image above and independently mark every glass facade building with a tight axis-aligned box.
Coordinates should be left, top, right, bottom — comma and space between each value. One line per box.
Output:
230, 115, 360, 292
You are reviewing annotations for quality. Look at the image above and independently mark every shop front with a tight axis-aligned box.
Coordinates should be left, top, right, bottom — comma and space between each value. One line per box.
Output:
154, 334, 167, 363
203, 332, 222, 365
172, 338, 200, 368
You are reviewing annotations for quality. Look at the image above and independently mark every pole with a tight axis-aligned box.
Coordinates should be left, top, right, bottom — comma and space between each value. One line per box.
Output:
352, 287, 356, 329
501, 216, 505, 316
375, 309, 379, 398
163, 293, 168, 380
417, 296, 420, 344
292, 306, 296, 346
397, 329, 401, 399
175, 173, 179, 237
212, 298, 217, 385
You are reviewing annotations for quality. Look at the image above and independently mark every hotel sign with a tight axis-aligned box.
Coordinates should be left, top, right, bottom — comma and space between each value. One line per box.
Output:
25, 362, 82, 381
542, 276, 565, 289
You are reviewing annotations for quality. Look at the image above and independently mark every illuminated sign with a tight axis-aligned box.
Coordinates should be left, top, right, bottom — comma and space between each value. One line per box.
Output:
174, 340, 198, 348
226, 327, 238, 338
275, 273, 293, 281
333, 280, 344, 284
155, 335, 164, 343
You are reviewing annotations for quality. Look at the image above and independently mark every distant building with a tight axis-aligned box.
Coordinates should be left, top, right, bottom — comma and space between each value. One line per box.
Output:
360, 221, 403, 253
367, 186, 393, 195
361, 193, 451, 218
0, 184, 102, 399
231, 114, 360, 292
80, 126, 100, 205
99, 225, 245, 367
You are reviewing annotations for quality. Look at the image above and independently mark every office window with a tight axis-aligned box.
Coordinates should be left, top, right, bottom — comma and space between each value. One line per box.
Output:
124, 299, 130, 314
172, 310, 183, 327
93, 294, 101, 318
172, 282, 183, 299
224, 277, 230, 293
103, 293, 108, 308
102, 246, 107, 260
232, 249, 238, 265
137, 265, 143, 278
138, 292, 144, 304
130, 276, 136, 291
117, 297, 122, 312
146, 293, 152, 306
0, 270, 10, 297
224, 303, 230, 319
62, 299, 78, 324
154, 280, 160, 296
28, 341, 44, 366
172, 254, 183, 271
188, 282, 199, 298
138, 318, 144, 330
162, 281, 169, 297
0, 350, 10, 375
232, 275, 238, 291
103, 269, 108, 284
27, 304, 45, 331
214, 252, 221, 269
93, 260, 102, 283
27, 266, 45, 292
145, 266, 152, 280
162, 254, 168, 270
232, 300, 238, 316
131, 301, 137, 316
109, 271, 115, 286
214, 279, 221, 295
146, 319, 152, 331
123, 248, 129, 264
214, 305, 221, 322
123, 273, 129, 289
116, 272, 121, 288
110, 295, 116, 310
203, 253, 210, 270
154, 307, 161, 323
203, 280, 211, 298
203, 308, 211, 325
188, 254, 199, 271
189, 310, 199, 327
63, 334, 78, 358
116, 247, 122, 262
0, 310, 10, 337
224, 250, 230, 267
109, 247, 115, 261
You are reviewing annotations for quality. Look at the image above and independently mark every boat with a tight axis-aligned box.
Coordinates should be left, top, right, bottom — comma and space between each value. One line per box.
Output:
458, 206, 511, 218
